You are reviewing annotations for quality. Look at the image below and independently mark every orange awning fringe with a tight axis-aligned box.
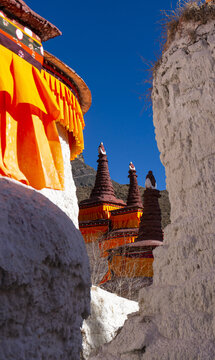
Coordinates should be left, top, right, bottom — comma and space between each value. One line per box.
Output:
80, 225, 108, 235
100, 236, 137, 257
109, 255, 154, 278
80, 225, 109, 243
42, 70, 85, 160
111, 210, 143, 230
79, 204, 123, 222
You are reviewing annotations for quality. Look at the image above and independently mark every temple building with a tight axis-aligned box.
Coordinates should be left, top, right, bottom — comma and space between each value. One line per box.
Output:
99, 162, 143, 257
79, 143, 125, 243
0, 0, 91, 225
105, 171, 163, 280
78, 145, 163, 283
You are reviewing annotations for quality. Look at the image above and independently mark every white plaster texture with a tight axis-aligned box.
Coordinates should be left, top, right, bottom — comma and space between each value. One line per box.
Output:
0, 178, 90, 360
82, 286, 139, 359
40, 124, 79, 228
90, 16, 215, 360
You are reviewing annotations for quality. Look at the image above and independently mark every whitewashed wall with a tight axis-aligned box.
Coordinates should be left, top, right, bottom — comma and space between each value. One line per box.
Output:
40, 124, 79, 228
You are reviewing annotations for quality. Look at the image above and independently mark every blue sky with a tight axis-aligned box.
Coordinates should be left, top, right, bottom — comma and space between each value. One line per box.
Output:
28, 0, 178, 190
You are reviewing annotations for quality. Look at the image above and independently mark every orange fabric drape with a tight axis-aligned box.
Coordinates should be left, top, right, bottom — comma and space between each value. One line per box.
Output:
80, 224, 108, 243
109, 255, 154, 278
100, 235, 137, 257
111, 210, 143, 230
0, 45, 64, 190
79, 204, 123, 222
42, 70, 85, 160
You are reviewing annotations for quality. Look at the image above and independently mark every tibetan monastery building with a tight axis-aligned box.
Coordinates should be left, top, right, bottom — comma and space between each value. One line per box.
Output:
100, 162, 143, 257
106, 171, 163, 279
0, 0, 91, 225
79, 143, 125, 243
0, 0, 91, 193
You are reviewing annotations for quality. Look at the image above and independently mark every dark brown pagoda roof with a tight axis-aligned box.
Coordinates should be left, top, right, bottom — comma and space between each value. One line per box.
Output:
0, 0, 61, 42
136, 188, 163, 242
80, 143, 126, 207
107, 163, 143, 216
126, 162, 143, 208
44, 51, 92, 115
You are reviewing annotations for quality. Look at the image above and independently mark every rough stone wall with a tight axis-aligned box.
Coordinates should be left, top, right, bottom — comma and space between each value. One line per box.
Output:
40, 124, 79, 228
0, 179, 90, 360
90, 17, 215, 360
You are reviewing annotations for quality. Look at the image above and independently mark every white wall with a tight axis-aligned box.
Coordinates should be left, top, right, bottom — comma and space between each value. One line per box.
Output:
40, 124, 79, 228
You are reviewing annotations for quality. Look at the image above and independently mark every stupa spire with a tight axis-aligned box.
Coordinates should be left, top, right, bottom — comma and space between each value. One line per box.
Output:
81, 142, 125, 206
136, 171, 163, 242
145, 170, 157, 189
90, 142, 115, 200
126, 162, 143, 208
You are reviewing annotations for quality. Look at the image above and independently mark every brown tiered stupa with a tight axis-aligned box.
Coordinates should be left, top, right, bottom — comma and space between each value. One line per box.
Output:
81, 143, 125, 206
127, 162, 143, 208
99, 162, 144, 286
79, 143, 125, 243
104, 171, 163, 281
136, 170, 163, 242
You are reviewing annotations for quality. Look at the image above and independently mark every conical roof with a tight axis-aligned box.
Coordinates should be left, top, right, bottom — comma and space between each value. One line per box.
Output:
126, 162, 143, 208
145, 170, 157, 189
136, 172, 163, 242
80, 143, 125, 207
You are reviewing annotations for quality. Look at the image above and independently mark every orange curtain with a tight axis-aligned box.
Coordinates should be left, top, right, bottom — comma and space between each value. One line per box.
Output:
42, 70, 85, 160
109, 255, 154, 278
80, 225, 109, 243
0, 45, 64, 190
111, 210, 143, 229
79, 204, 123, 222
100, 235, 137, 257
